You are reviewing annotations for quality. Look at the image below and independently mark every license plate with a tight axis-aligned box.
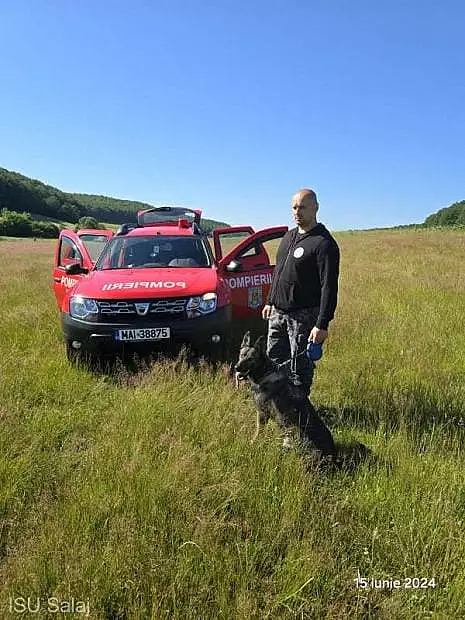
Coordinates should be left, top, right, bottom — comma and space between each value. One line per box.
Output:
115, 327, 170, 341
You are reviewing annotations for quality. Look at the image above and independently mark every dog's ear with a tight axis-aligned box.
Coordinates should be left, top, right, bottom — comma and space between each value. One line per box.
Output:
255, 335, 267, 353
241, 331, 251, 348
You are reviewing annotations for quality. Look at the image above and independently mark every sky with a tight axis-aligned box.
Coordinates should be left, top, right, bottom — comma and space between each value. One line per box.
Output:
1, 1, 464, 231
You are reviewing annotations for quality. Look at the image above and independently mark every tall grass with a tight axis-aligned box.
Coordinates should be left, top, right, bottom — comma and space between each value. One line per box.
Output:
0, 231, 465, 619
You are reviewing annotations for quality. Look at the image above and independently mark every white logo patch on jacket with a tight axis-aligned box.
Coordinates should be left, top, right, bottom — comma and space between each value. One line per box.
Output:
293, 247, 304, 258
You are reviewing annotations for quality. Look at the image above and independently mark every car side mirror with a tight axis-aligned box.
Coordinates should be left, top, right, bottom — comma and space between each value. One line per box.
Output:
64, 263, 88, 275
225, 260, 241, 272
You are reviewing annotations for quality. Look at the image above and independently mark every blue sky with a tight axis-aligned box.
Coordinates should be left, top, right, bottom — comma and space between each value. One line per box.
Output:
1, 1, 464, 231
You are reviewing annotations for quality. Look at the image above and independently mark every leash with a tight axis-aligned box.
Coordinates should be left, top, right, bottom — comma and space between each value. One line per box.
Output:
236, 347, 308, 388
235, 336, 319, 387
277, 348, 307, 373
278, 334, 311, 374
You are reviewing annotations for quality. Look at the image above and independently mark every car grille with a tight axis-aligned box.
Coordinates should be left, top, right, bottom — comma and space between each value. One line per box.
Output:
97, 298, 187, 321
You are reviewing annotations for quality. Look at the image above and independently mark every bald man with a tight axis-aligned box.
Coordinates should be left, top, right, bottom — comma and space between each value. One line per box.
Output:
262, 189, 340, 397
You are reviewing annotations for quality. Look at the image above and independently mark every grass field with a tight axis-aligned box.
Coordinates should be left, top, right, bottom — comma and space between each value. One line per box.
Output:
1, 229, 465, 619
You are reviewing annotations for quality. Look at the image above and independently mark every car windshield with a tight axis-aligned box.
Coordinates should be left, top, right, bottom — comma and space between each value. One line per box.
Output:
79, 234, 110, 262
94, 235, 212, 270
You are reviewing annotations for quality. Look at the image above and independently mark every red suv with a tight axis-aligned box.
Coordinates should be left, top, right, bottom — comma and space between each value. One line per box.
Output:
52, 207, 287, 362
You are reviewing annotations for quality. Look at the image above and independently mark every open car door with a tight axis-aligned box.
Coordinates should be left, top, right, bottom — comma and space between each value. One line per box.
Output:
217, 226, 288, 336
52, 229, 111, 309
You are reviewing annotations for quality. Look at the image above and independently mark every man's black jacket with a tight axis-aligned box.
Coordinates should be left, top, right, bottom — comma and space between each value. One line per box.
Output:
267, 223, 340, 330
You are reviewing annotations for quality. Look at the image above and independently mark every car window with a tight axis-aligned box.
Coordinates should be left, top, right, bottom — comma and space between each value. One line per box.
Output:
237, 243, 260, 258
233, 234, 283, 269
59, 237, 83, 267
215, 230, 257, 258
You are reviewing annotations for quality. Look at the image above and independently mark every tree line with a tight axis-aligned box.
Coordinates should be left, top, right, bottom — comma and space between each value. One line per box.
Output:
423, 200, 465, 227
0, 167, 230, 237
3, 165, 463, 237
0, 209, 59, 238
0, 210, 108, 239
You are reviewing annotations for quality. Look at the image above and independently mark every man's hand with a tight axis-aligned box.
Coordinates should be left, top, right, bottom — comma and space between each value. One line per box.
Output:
309, 326, 328, 344
262, 304, 272, 320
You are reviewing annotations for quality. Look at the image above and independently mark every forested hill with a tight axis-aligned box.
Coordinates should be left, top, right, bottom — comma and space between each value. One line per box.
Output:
0, 167, 229, 233
423, 200, 465, 227
3, 165, 464, 232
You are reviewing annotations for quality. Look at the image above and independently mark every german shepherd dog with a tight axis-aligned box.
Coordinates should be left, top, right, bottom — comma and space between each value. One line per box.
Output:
235, 331, 338, 464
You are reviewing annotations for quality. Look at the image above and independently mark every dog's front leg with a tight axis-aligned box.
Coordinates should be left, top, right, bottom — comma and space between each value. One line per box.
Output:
252, 409, 261, 442
251, 391, 272, 442
251, 406, 271, 442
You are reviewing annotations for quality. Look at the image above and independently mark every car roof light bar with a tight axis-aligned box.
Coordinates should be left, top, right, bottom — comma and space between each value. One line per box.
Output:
137, 206, 202, 227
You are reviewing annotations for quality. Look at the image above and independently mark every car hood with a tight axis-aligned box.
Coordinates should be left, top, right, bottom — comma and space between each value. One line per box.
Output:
74, 267, 220, 299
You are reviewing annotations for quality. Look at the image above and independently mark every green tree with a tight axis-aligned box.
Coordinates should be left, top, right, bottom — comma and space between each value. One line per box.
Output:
0, 208, 33, 237
31, 221, 59, 238
424, 200, 465, 227
74, 216, 104, 231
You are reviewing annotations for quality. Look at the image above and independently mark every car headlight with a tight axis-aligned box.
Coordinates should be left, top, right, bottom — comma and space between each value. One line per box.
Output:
69, 296, 99, 320
186, 292, 217, 318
